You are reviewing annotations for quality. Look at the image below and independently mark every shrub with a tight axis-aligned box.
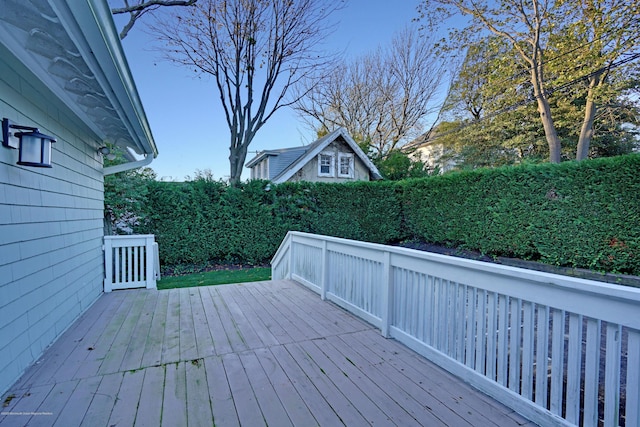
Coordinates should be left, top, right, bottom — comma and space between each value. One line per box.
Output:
126, 154, 640, 275
399, 155, 640, 274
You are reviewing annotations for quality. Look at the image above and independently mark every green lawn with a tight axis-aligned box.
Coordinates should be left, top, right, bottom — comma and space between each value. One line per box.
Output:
157, 267, 271, 290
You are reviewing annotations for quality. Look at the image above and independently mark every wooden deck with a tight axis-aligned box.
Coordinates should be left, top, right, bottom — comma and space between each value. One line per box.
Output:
0, 280, 535, 426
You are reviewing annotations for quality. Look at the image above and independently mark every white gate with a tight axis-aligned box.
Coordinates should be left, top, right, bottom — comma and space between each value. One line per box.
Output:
104, 235, 160, 292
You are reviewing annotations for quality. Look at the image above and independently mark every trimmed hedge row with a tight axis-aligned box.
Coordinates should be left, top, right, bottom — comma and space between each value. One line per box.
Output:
400, 155, 640, 274
137, 179, 406, 266
132, 154, 640, 275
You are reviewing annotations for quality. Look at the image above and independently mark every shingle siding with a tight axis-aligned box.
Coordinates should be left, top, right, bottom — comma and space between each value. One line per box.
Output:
0, 56, 104, 395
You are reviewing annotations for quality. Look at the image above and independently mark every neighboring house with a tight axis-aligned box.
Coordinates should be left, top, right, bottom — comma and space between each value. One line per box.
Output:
410, 140, 457, 173
245, 128, 382, 183
0, 0, 157, 396
404, 131, 456, 174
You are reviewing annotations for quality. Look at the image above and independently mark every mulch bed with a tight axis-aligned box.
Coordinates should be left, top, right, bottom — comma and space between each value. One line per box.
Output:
397, 241, 640, 288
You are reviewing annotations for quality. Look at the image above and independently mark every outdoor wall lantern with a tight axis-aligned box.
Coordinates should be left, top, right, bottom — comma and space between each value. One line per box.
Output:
97, 146, 116, 160
2, 118, 56, 168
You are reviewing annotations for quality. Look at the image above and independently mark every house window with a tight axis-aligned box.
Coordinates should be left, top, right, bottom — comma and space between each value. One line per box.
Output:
338, 153, 354, 178
318, 152, 334, 177
255, 159, 268, 179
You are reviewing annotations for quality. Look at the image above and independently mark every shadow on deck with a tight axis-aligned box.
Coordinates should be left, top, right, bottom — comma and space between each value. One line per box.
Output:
0, 280, 534, 426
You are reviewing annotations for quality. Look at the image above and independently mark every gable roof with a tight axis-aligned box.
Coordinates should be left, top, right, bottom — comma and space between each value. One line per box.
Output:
0, 0, 157, 158
246, 128, 382, 183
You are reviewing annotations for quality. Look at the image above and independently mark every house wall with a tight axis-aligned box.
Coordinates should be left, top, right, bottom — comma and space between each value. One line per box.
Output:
0, 48, 104, 395
413, 143, 456, 173
288, 138, 371, 183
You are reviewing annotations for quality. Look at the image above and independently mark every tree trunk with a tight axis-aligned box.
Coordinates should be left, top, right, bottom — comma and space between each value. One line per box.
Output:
576, 96, 596, 160
536, 96, 562, 163
229, 146, 243, 186
228, 134, 251, 186
576, 75, 600, 161
531, 69, 561, 163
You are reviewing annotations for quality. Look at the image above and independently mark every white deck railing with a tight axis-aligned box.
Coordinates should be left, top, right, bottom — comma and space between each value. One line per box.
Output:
104, 235, 160, 292
272, 231, 640, 427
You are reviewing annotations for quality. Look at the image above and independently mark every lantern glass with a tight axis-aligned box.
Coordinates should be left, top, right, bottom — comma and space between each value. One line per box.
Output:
2, 118, 56, 168
17, 132, 54, 168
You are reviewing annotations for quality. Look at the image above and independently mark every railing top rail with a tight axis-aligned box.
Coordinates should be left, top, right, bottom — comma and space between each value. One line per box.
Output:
104, 234, 156, 241
271, 231, 293, 266
277, 231, 640, 312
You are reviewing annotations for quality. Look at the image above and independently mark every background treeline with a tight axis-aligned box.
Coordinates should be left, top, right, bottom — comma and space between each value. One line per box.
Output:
112, 154, 640, 275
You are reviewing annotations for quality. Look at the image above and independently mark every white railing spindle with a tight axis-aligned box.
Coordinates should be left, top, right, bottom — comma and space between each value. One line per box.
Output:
271, 231, 640, 427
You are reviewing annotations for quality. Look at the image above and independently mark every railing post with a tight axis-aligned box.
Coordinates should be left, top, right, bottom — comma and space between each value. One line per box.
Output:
381, 251, 392, 338
104, 237, 113, 293
288, 234, 294, 280
320, 239, 328, 300
145, 236, 156, 289
153, 242, 161, 281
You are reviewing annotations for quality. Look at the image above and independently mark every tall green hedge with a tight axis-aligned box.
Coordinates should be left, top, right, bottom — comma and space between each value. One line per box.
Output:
130, 154, 640, 275
136, 179, 406, 267
400, 155, 640, 274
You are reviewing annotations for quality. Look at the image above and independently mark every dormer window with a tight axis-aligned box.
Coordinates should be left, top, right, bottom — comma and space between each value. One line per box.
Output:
318, 152, 334, 177
338, 153, 354, 178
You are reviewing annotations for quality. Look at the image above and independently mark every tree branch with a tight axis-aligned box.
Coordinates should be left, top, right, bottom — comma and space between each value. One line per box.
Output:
111, 0, 197, 39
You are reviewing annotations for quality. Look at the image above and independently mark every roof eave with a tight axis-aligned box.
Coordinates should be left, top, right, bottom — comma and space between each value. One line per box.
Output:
63, 0, 157, 157
0, 0, 157, 158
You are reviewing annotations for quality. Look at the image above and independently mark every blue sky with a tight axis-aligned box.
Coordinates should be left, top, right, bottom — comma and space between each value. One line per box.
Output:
119, 0, 423, 181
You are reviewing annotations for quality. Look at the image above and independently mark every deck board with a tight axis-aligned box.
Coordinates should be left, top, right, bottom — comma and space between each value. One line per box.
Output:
247, 282, 309, 343
209, 287, 249, 353
294, 339, 385, 426
161, 361, 188, 427
52, 376, 101, 427
0, 280, 535, 427
119, 290, 158, 372
188, 289, 216, 358
227, 284, 281, 347
238, 350, 294, 427
107, 370, 142, 427
161, 290, 181, 364
140, 289, 168, 367
16, 291, 127, 389
134, 365, 164, 427
178, 289, 199, 362
223, 353, 265, 426
203, 355, 240, 427
27, 380, 78, 427
270, 344, 347, 426
253, 347, 317, 426
185, 358, 214, 427
200, 287, 233, 355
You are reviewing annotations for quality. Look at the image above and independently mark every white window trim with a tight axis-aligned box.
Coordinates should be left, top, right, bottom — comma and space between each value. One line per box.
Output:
338, 152, 354, 178
317, 151, 335, 177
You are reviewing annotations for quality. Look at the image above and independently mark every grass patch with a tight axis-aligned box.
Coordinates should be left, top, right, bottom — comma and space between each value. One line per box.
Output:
157, 267, 271, 290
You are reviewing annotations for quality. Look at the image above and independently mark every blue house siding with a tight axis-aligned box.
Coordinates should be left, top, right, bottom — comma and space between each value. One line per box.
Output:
0, 52, 105, 395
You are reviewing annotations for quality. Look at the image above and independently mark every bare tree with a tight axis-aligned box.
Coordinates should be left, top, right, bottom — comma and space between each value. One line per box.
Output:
153, 0, 341, 185
110, 0, 198, 39
295, 27, 446, 159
